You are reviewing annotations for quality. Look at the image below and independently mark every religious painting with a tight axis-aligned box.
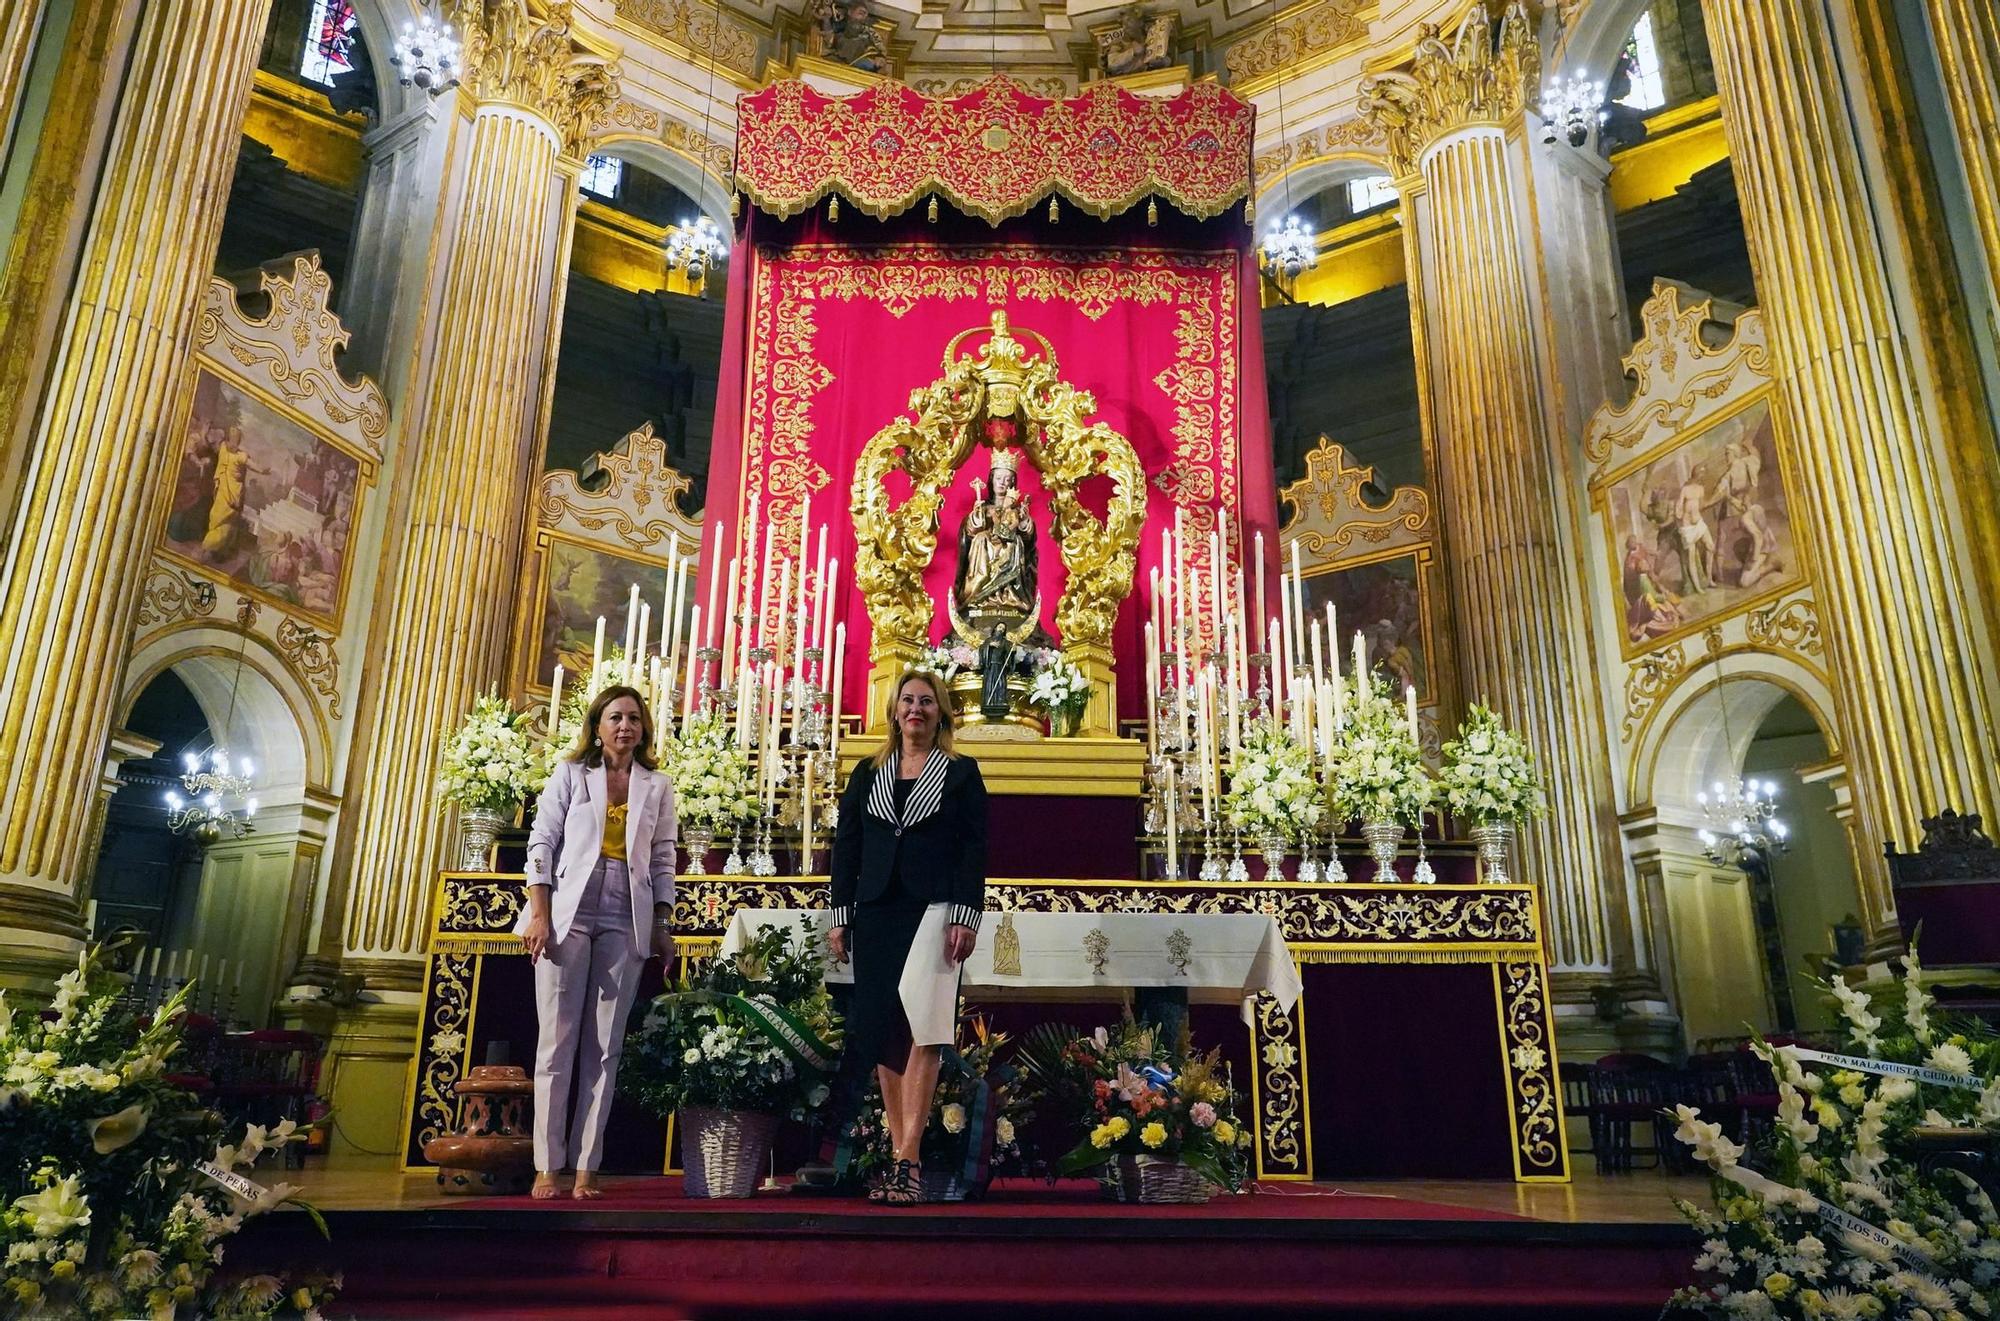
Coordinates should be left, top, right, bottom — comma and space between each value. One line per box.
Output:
1299, 550, 1433, 702
1597, 394, 1800, 656
528, 532, 680, 688
159, 367, 365, 628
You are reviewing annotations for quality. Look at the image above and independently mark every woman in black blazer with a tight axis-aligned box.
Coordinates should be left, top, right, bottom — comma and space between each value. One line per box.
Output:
828, 668, 987, 1204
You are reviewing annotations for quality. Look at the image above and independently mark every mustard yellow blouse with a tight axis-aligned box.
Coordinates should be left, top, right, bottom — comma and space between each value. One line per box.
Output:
602, 801, 629, 861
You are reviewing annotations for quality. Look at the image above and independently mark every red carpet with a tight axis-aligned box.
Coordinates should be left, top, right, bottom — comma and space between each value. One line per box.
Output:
237, 1178, 1695, 1319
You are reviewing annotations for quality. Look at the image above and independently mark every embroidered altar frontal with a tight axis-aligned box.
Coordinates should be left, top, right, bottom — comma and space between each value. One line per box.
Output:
408, 874, 1570, 1185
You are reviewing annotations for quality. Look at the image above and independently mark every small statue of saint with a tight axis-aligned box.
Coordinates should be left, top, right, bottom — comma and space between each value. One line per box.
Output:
978, 623, 1015, 720
955, 452, 1037, 624
829, 0, 887, 71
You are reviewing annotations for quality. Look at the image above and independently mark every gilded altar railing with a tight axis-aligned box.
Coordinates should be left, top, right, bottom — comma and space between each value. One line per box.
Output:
407, 873, 1568, 1183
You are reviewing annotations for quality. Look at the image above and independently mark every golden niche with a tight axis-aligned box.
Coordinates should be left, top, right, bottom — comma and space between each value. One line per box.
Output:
851, 310, 1147, 738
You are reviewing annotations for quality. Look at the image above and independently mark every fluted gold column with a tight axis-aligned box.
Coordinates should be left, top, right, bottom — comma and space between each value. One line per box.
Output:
0, 1, 48, 150
0, 0, 271, 990
1913, 0, 2000, 317
328, 1, 613, 985
1698, 0, 2000, 877
1363, 6, 1634, 982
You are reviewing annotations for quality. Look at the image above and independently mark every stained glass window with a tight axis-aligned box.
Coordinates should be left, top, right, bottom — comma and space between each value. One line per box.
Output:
579, 154, 624, 199
1617, 12, 1668, 111
1345, 175, 1398, 214
300, 0, 359, 87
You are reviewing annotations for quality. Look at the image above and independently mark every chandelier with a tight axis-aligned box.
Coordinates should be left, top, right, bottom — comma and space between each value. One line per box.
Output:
1540, 71, 1607, 148
391, 13, 461, 93
1259, 214, 1319, 279
164, 749, 259, 845
666, 216, 728, 283
1698, 774, 1789, 867
1695, 648, 1789, 867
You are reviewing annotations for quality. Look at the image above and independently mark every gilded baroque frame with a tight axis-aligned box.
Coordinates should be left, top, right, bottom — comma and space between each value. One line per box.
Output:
510, 421, 704, 701
153, 255, 385, 634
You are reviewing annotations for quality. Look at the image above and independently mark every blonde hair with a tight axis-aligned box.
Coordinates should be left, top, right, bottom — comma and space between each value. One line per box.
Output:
567, 684, 659, 770
869, 669, 957, 769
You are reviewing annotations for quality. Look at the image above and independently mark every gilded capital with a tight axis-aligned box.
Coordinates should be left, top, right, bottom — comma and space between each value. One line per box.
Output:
1358, 2, 1540, 176
450, 0, 621, 158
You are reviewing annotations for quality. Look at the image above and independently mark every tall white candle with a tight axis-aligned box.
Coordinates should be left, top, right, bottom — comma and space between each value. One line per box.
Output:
1208, 528, 1222, 660
753, 520, 777, 652
1150, 567, 1162, 665
624, 582, 641, 676
549, 665, 565, 735
1270, 616, 1285, 718
705, 522, 724, 649
1334, 666, 1347, 728
1310, 619, 1326, 691
635, 603, 651, 686
590, 616, 607, 697
662, 534, 681, 688
1144, 620, 1159, 751
1253, 530, 1267, 652
830, 621, 846, 760
1289, 541, 1305, 664
720, 549, 741, 681
1165, 760, 1179, 878
682, 606, 701, 716
1161, 532, 1176, 660
1353, 630, 1368, 690
1406, 684, 1419, 741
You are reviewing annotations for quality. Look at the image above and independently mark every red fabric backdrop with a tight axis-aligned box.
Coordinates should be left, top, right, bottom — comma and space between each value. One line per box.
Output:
705, 206, 1277, 724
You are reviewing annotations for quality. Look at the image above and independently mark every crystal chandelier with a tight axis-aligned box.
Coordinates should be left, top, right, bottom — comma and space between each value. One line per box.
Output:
165, 748, 259, 845
1540, 71, 1607, 148
1259, 214, 1319, 279
1695, 648, 1789, 866
1698, 774, 1788, 867
666, 216, 728, 283
391, 13, 461, 93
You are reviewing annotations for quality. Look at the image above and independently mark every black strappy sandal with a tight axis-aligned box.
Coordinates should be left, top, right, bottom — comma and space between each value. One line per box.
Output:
879, 1159, 924, 1206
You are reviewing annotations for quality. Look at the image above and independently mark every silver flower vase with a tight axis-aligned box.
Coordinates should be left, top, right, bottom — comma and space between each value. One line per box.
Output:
681, 824, 715, 874
1256, 830, 1286, 880
1361, 819, 1403, 882
456, 805, 510, 870
1471, 823, 1514, 884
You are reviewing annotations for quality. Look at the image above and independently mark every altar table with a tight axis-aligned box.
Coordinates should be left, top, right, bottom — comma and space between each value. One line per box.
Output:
407, 872, 1569, 1185
720, 907, 1302, 1024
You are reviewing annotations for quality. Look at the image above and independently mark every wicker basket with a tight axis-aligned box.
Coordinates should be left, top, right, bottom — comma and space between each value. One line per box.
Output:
678, 1107, 780, 1198
1100, 1154, 1215, 1205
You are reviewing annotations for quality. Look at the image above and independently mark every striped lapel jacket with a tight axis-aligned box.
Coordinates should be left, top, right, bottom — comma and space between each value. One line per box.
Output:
827, 749, 987, 932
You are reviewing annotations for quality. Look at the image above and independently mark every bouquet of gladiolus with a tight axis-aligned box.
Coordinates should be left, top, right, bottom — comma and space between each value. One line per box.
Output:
0, 947, 337, 1319
1667, 944, 2000, 1320
1051, 1018, 1251, 1192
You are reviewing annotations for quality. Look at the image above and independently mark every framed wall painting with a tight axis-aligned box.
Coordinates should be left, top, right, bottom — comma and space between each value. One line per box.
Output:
158, 365, 371, 631
1594, 391, 1802, 657
1299, 546, 1437, 704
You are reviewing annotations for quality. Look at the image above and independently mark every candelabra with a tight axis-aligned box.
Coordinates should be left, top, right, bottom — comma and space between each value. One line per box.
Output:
1259, 214, 1319, 279
165, 747, 259, 844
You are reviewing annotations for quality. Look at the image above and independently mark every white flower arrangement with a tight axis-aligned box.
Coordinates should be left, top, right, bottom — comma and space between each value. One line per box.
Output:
437, 690, 550, 814
1223, 721, 1325, 842
665, 709, 759, 832
1327, 674, 1433, 826
0, 949, 339, 1318
1669, 945, 2000, 1320
1026, 649, 1091, 732
1436, 703, 1545, 826
912, 643, 976, 681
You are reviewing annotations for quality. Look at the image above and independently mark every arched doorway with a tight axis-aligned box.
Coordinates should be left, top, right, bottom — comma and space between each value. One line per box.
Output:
97, 647, 320, 1027
1639, 671, 1864, 1047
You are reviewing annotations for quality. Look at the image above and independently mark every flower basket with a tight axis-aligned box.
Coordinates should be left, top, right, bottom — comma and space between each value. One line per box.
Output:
1099, 1154, 1215, 1204
678, 1106, 780, 1199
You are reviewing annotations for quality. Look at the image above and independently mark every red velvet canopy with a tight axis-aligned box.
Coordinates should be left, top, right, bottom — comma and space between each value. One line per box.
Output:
709, 78, 1276, 726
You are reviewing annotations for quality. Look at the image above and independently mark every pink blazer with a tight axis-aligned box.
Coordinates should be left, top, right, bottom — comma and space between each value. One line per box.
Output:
515, 758, 678, 945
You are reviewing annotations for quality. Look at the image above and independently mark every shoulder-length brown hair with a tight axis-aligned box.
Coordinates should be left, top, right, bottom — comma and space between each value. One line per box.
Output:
566, 684, 659, 770
869, 669, 958, 769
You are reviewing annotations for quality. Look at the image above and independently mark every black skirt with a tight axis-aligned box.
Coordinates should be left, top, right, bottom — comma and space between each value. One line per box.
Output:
847, 899, 927, 1071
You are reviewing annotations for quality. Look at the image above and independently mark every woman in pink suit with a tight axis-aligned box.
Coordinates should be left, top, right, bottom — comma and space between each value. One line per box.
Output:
515, 685, 679, 1199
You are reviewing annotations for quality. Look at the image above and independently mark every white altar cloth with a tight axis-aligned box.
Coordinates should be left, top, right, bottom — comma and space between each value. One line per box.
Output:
718, 907, 1302, 1024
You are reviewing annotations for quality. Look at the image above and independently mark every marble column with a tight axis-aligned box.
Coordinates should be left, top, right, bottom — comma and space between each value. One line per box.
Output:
1697, 0, 2000, 869
0, 0, 271, 992
1361, 5, 1647, 1001
326, 0, 613, 989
